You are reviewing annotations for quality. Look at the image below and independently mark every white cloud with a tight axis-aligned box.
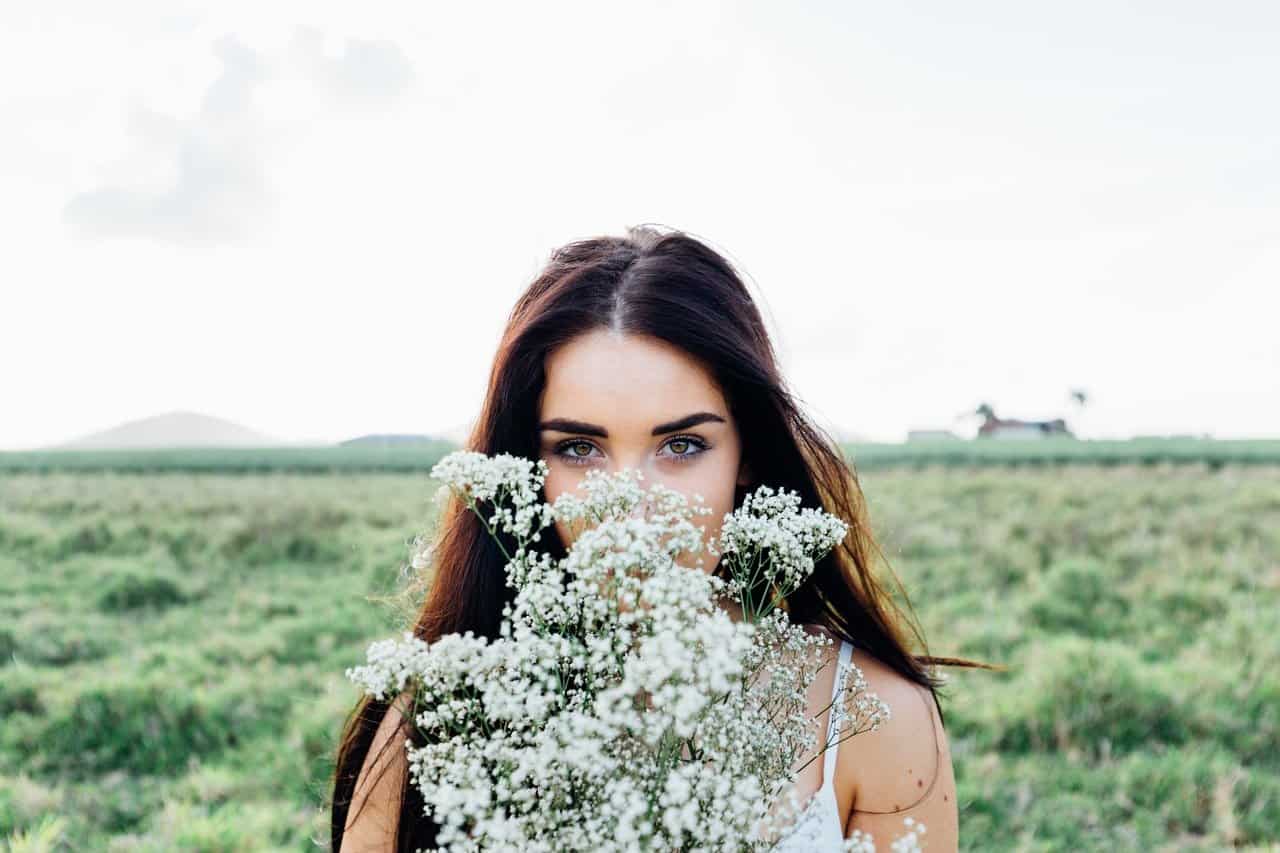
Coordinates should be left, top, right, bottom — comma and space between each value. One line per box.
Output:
58, 27, 416, 246
61, 36, 268, 244
2, 2, 1278, 449
289, 26, 414, 105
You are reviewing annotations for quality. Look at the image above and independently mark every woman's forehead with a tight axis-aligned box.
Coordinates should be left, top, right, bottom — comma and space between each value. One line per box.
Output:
540, 330, 729, 426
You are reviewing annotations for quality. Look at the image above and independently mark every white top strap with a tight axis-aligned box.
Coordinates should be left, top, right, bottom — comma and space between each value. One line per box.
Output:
823, 639, 853, 788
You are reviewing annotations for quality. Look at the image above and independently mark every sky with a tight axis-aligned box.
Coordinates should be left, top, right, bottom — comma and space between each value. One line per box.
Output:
3, 1, 1278, 450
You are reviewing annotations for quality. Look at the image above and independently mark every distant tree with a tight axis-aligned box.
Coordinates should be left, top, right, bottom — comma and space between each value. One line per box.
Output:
1068, 389, 1089, 436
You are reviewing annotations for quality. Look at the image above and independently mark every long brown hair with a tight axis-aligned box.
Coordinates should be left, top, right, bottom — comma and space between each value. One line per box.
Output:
330, 224, 985, 851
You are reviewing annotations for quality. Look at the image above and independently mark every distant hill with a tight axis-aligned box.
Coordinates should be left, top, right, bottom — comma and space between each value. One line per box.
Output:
340, 434, 451, 447
342, 418, 475, 447
50, 410, 286, 450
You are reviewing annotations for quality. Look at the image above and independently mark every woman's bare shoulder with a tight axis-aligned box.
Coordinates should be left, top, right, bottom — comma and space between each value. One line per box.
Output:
836, 649, 959, 850
340, 691, 413, 853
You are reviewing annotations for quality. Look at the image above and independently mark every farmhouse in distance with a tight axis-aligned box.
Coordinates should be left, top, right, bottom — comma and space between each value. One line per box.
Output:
908, 392, 1088, 442
975, 402, 1074, 439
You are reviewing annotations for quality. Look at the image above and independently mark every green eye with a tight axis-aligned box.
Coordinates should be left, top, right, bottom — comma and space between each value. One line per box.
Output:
554, 440, 600, 466
663, 435, 709, 462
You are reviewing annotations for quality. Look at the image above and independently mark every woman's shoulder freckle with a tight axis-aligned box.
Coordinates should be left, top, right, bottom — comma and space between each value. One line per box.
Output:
839, 648, 947, 790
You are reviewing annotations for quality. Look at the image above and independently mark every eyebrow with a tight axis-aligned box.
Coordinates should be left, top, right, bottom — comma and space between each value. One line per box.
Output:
538, 411, 727, 438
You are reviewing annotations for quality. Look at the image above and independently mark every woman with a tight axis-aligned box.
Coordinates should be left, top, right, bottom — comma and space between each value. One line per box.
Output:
331, 224, 976, 851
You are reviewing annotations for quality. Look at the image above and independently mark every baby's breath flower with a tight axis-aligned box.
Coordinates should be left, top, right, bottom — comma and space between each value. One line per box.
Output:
430, 451, 555, 543
841, 817, 928, 853
714, 485, 849, 618
348, 453, 901, 852
888, 816, 928, 853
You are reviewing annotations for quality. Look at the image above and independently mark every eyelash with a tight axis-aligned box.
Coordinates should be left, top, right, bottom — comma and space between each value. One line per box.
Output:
552, 435, 710, 467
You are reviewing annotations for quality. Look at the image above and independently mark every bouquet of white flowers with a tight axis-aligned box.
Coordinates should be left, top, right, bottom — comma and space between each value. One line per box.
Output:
347, 451, 925, 852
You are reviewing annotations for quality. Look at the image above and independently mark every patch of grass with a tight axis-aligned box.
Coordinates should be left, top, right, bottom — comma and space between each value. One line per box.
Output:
97, 574, 188, 613
1026, 557, 1132, 638
22, 681, 295, 776
2, 463, 1277, 849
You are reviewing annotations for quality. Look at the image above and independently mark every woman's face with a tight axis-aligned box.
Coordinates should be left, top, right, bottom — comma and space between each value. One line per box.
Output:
537, 328, 752, 573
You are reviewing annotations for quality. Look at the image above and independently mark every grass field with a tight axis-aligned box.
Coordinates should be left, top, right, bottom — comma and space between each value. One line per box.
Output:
3, 437, 1279, 474
1, 452, 1277, 850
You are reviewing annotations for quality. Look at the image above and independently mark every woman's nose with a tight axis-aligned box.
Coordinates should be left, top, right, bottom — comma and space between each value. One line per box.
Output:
607, 457, 664, 503
608, 454, 651, 479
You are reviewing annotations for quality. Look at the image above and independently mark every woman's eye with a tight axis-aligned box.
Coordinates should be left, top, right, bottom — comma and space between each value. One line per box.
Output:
661, 435, 709, 463
553, 436, 709, 466
555, 440, 601, 466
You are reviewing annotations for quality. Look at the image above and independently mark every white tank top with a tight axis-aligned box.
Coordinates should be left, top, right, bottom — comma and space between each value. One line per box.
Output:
769, 637, 853, 851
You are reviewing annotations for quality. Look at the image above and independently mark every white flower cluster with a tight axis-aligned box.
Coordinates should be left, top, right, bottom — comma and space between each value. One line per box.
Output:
346, 450, 917, 852
829, 656, 893, 741
843, 817, 926, 853
429, 451, 555, 544
715, 485, 849, 616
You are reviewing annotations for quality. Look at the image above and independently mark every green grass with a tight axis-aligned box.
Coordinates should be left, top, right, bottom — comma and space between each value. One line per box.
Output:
0, 472, 436, 852
0, 441, 458, 474
863, 463, 1280, 850
2, 460, 1278, 850
846, 436, 1280, 469
3, 436, 1279, 474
